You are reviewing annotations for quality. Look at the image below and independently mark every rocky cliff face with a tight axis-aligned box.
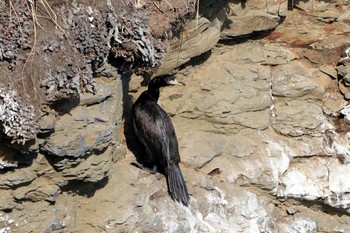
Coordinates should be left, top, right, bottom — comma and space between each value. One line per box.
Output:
2, 0, 350, 232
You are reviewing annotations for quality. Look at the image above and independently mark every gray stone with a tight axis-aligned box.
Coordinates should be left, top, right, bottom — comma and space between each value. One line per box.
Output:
13, 178, 60, 202
288, 219, 317, 233
337, 65, 350, 99
74, 160, 143, 232
56, 144, 119, 182
4, 194, 77, 232
0, 191, 17, 211
294, 0, 329, 12
73, 153, 278, 233
0, 168, 37, 189
341, 105, 350, 125
343, 75, 350, 87
315, 10, 340, 23
271, 100, 330, 137
318, 65, 337, 79
196, 128, 290, 191
276, 157, 330, 201
263, 43, 299, 65
338, 11, 350, 23
41, 75, 123, 158
38, 111, 56, 133
220, 0, 287, 39
169, 57, 273, 127
275, 155, 350, 212
221, 11, 280, 39
179, 131, 226, 169
325, 193, 350, 210
79, 76, 114, 106
310, 34, 350, 51
328, 164, 350, 194
225, 133, 260, 158
322, 91, 347, 117
0, 214, 15, 232
272, 61, 326, 99
339, 80, 350, 100
337, 65, 350, 79
227, 109, 270, 130
156, 17, 221, 75
216, 41, 298, 65
66, 4, 350, 233
244, 0, 288, 16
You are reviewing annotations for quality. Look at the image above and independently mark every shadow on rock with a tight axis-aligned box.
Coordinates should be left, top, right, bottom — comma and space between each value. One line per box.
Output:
219, 28, 279, 46
179, 50, 212, 70
50, 97, 80, 116
0, 139, 37, 170
61, 177, 109, 198
119, 71, 152, 168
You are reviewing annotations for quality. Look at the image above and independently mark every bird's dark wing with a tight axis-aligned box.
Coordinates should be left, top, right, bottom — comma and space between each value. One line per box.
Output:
132, 100, 173, 167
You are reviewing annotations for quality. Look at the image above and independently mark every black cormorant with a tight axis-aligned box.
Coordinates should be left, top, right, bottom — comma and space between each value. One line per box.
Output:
131, 74, 190, 206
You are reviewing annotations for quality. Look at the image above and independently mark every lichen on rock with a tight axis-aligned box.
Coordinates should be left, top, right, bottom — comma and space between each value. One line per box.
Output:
0, 1, 33, 67
41, 62, 96, 101
0, 87, 38, 144
108, 9, 164, 74
60, 1, 110, 71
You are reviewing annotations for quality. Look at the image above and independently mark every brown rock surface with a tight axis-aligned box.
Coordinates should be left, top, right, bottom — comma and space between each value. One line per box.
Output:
2, 0, 350, 232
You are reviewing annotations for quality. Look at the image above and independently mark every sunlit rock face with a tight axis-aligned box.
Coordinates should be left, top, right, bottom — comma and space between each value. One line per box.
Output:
106, 34, 349, 231
3, 0, 350, 232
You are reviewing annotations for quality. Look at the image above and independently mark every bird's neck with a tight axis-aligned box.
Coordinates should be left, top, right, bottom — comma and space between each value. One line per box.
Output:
146, 89, 160, 102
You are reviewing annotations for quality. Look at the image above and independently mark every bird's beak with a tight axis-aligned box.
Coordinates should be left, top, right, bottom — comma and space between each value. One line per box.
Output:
168, 79, 178, 85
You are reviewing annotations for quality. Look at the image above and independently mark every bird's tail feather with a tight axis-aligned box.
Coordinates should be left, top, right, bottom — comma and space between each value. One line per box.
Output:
166, 163, 190, 206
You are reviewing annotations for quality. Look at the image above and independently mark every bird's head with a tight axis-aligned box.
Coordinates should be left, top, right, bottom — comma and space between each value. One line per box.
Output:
148, 74, 179, 90
164, 74, 178, 86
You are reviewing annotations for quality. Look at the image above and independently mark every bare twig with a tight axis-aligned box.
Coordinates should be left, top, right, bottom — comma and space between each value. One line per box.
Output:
19, 0, 38, 97
176, 31, 183, 68
20, 0, 68, 97
183, 0, 189, 14
8, 0, 20, 23
38, 0, 68, 39
153, 2, 164, 14
40, 0, 58, 28
164, 0, 174, 9
196, 0, 199, 30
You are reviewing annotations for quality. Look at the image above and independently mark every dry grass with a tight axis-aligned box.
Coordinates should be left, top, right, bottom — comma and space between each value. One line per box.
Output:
163, 0, 173, 9
195, 0, 199, 29
23, 0, 39, 99
133, 0, 146, 8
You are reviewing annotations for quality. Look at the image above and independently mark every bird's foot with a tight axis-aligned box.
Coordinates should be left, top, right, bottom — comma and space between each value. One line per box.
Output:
131, 162, 157, 174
